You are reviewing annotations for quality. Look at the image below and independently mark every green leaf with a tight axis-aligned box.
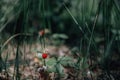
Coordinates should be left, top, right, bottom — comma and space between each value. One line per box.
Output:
59, 56, 74, 67
46, 58, 64, 74
52, 34, 68, 39
46, 58, 57, 66
46, 58, 57, 72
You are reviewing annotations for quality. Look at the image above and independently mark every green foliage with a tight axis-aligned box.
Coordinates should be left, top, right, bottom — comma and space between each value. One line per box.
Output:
46, 56, 74, 72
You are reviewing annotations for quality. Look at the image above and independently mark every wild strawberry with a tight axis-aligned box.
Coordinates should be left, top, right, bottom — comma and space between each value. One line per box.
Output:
39, 30, 45, 36
42, 53, 48, 59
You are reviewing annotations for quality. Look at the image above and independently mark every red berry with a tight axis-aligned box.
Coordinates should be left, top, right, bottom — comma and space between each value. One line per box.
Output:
39, 30, 45, 36
42, 53, 48, 59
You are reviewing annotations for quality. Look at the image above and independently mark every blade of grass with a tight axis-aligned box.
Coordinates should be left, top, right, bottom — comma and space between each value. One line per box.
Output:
63, 2, 83, 33
113, 0, 120, 14
14, 44, 20, 80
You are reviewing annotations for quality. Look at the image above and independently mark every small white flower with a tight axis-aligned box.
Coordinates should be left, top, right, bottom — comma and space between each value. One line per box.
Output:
87, 71, 91, 75
43, 66, 47, 70
37, 52, 42, 58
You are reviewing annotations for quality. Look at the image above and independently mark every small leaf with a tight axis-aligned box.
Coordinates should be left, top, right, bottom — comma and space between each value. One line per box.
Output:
52, 34, 68, 39
46, 58, 57, 66
59, 56, 74, 67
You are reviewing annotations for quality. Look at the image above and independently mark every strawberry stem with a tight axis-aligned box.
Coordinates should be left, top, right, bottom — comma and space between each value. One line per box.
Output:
44, 59, 46, 66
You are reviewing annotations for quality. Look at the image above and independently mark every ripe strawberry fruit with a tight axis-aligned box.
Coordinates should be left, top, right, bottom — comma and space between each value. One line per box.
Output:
42, 53, 48, 59
39, 30, 45, 36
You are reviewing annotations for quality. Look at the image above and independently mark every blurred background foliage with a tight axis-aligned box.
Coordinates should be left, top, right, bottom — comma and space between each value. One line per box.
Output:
0, 0, 120, 65
0, 0, 120, 45
0, 0, 120, 56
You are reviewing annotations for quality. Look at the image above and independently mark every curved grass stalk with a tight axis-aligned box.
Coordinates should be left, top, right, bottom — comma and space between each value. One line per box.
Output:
1, 33, 32, 51
0, 33, 32, 79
